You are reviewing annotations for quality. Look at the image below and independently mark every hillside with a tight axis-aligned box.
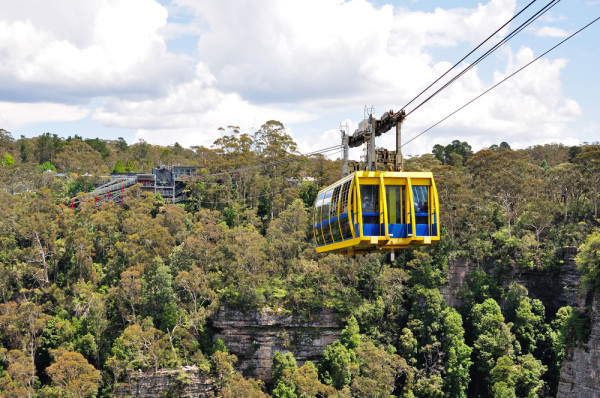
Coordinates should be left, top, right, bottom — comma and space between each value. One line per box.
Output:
0, 125, 599, 397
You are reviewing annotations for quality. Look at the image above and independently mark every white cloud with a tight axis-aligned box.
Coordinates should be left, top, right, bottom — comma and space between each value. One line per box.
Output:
395, 46, 581, 153
0, 0, 587, 157
94, 0, 581, 156
0, 102, 89, 129
0, 0, 192, 102
174, 0, 517, 106
93, 64, 315, 147
534, 26, 570, 38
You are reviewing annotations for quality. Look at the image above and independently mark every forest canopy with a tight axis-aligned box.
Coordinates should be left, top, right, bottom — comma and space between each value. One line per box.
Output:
0, 125, 599, 397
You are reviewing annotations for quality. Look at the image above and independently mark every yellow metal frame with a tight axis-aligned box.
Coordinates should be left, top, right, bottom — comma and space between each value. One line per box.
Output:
313, 171, 440, 255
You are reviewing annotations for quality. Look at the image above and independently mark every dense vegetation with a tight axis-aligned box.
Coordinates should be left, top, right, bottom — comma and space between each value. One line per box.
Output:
0, 125, 599, 397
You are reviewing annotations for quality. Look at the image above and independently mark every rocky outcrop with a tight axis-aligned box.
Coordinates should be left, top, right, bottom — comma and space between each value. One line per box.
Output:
212, 307, 342, 381
441, 257, 473, 307
557, 293, 600, 398
512, 246, 580, 314
442, 247, 580, 314
113, 366, 215, 398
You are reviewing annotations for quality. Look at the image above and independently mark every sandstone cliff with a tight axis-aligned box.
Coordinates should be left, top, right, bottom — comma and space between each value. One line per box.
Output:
557, 293, 600, 398
112, 308, 342, 396
212, 307, 342, 381
113, 366, 215, 398
442, 247, 580, 314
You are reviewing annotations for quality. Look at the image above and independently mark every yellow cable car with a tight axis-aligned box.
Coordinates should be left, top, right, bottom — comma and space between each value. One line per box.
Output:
313, 171, 440, 255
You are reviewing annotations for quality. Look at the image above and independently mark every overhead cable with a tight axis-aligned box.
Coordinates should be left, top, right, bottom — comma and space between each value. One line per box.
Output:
401, 0, 539, 111
402, 14, 600, 149
207, 145, 343, 177
406, 0, 561, 117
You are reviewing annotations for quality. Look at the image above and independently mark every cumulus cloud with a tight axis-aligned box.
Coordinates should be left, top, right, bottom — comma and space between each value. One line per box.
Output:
177, 0, 517, 105
0, 0, 192, 103
395, 46, 581, 153
534, 26, 570, 38
0, 102, 89, 129
93, 64, 315, 147
0, 0, 587, 155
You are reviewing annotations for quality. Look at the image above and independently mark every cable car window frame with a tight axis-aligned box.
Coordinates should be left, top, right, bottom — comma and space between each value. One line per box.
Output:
322, 189, 334, 244
313, 192, 325, 246
339, 179, 353, 240
330, 185, 343, 242
359, 184, 381, 236
411, 184, 430, 237
385, 183, 407, 239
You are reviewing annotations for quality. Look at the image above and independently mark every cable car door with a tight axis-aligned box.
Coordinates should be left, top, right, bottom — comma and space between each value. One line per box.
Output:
360, 184, 382, 236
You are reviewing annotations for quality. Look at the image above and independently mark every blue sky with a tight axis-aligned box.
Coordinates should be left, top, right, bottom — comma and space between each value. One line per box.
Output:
0, 0, 598, 159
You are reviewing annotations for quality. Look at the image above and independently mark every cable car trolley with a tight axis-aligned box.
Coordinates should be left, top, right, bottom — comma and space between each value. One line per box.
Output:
313, 170, 439, 255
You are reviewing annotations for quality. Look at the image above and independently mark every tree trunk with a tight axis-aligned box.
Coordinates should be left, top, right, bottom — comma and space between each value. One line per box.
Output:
34, 233, 49, 285
563, 191, 568, 223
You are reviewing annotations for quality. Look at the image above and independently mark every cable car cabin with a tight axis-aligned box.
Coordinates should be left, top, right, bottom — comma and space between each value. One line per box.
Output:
313, 171, 439, 255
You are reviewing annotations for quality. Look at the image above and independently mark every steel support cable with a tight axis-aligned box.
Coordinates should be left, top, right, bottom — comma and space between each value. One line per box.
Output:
401, 0, 539, 112
207, 145, 343, 177
72, 145, 343, 205
198, 144, 343, 186
201, 150, 344, 205
406, 0, 561, 118
401, 14, 600, 149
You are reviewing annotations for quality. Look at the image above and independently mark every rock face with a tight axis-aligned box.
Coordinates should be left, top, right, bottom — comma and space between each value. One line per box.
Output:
557, 293, 600, 398
442, 247, 580, 314
441, 257, 473, 308
212, 307, 342, 381
511, 246, 580, 314
113, 366, 215, 398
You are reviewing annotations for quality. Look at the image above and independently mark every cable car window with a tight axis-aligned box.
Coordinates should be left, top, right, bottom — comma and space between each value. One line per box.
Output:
330, 186, 342, 242
412, 185, 429, 225
314, 192, 325, 246
330, 186, 340, 219
339, 180, 352, 240
339, 180, 350, 215
322, 189, 332, 220
360, 185, 379, 226
386, 186, 404, 224
322, 189, 333, 244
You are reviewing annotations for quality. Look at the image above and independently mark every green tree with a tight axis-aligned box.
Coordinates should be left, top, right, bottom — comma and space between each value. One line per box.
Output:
112, 159, 126, 173
513, 353, 546, 398
0, 349, 36, 398
84, 138, 110, 159
319, 340, 356, 389
442, 308, 472, 398
272, 351, 298, 387
490, 356, 517, 398
351, 340, 405, 398
545, 162, 583, 223
220, 373, 269, 398
54, 139, 108, 175
2, 153, 15, 166
470, 299, 516, 392
107, 317, 178, 380
40, 160, 57, 172
212, 350, 237, 388
116, 137, 129, 151
290, 361, 336, 397
519, 197, 560, 244
432, 140, 473, 166
125, 160, 138, 172
468, 149, 535, 237
574, 145, 600, 219
266, 199, 310, 268
46, 351, 101, 398
576, 231, 600, 294
340, 315, 361, 349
